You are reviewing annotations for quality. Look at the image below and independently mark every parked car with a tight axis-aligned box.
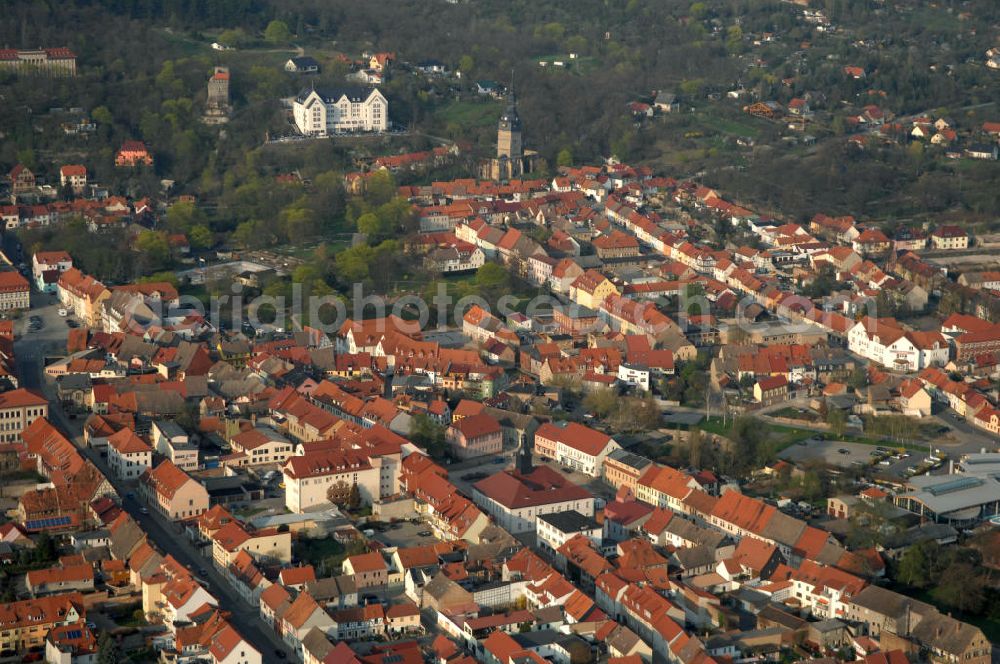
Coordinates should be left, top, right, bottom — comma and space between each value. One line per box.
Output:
418, 530, 433, 537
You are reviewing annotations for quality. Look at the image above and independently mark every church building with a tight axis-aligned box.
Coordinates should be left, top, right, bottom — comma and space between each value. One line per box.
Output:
480, 86, 541, 181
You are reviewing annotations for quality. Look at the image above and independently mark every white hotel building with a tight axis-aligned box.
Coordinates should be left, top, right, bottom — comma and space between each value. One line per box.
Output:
292, 87, 388, 136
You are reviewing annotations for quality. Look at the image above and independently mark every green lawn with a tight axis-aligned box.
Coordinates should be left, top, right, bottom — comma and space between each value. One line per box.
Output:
294, 537, 345, 569
435, 100, 503, 130
696, 112, 764, 138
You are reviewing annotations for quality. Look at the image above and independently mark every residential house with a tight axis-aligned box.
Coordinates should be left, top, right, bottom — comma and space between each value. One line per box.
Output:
0, 271, 30, 311
115, 140, 153, 167
930, 226, 969, 250
106, 428, 152, 480
445, 413, 503, 460
533, 422, 621, 477
59, 165, 87, 194
139, 460, 210, 520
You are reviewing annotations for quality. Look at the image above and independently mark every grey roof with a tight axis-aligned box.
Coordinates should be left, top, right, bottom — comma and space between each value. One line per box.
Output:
305, 574, 358, 602
606, 448, 653, 472
909, 611, 987, 655
898, 473, 1000, 518
154, 420, 187, 439
109, 517, 145, 561
301, 627, 335, 660
673, 544, 716, 570
810, 618, 847, 633
513, 629, 584, 650
297, 86, 379, 104
759, 510, 806, 548
289, 56, 319, 68
664, 518, 727, 548
757, 603, 806, 629
849, 585, 931, 620
607, 624, 643, 654
537, 509, 600, 534
655, 91, 677, 104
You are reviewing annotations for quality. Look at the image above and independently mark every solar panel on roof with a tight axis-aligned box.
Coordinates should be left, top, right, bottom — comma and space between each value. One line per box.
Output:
64, 629, 83, 640
25, 515, 72, 530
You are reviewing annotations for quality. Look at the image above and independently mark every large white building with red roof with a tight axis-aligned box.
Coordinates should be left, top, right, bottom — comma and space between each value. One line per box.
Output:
281, 449, 379, 514
472, 465, 595, 533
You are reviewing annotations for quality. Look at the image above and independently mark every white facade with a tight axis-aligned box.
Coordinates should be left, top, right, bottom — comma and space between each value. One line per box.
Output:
847, 322, 948, 373
292, 88, 388, 136
474, 492, 595, 534
617, 363, 651, 391
536, 515, 602, 554
108, 444, 152, 480
282, 460, 380, 514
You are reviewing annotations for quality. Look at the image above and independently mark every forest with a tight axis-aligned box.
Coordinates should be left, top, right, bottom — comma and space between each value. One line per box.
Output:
2, 0, 1000, 278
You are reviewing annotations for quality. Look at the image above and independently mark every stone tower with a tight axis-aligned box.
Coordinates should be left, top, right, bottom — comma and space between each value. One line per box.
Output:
204, 67, 231, 124
496, 90, 523, 161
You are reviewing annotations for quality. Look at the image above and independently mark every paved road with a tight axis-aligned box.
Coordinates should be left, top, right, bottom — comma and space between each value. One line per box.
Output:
15, 298, 295, 660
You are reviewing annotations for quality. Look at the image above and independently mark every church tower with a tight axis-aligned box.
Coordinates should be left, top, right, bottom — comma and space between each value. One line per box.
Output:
497, 89, 523, 160
480, 76, 539, 181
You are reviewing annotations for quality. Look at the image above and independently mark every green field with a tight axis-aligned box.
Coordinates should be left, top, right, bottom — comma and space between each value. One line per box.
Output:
436, 100, 503, 130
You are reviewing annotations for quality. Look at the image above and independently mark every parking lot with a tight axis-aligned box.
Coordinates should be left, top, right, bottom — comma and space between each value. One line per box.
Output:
779, 438, 921, 477
371, 520, 440, 549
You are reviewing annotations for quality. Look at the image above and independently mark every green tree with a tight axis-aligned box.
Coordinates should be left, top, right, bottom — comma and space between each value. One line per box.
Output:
583, 388, 617, 418
264, 19, 291, 43
188, 224, 213, 250
165, 201, 206, 233
92, 106, 113, 125
136, 231, 171, 270
458, 55, 475, 74
16, 148, 36, 169
826, 407, 847, 437
475, 263, 510, 292
687, 428, 704, 468
409, 414, 447, 460
897, 540, 936, 589
847, 366, 867, 391
932, 562, 985, 614
217, 28, 248, 47
557, 148, 574, 168
97, 632, 121, 664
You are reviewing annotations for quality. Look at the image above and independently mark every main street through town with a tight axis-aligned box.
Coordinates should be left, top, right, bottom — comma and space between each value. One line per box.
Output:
14, 294, 295, 660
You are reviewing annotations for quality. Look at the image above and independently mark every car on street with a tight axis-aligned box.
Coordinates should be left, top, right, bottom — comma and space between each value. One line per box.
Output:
418, 530, 433, 537
57, 309, 67, 317
274, 650, 287, 659
139, 507, 149, 514
838, 448, 850, 455
562, 467, 573, 473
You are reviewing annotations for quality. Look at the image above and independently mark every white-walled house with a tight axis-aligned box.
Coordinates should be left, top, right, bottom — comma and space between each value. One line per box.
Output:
847, 317, 948, 372
106, 428, 152, 480
292, 87, 388, 136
